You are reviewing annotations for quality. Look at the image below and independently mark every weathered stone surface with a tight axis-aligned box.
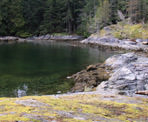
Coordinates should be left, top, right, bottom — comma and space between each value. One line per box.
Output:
0, 34, 83, 45
0, 36, 19, 41
31, 34, 83, 41
0, 36, 29, 44
97, 53, 148, 96
105, 53, 138, 69
81, 35, 148, 52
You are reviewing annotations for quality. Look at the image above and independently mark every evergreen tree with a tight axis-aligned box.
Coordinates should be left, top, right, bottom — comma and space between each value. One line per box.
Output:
0, 0, 148, 37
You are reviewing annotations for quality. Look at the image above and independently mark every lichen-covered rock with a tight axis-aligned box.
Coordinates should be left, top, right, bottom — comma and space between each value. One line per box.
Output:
0, 93, 148, 122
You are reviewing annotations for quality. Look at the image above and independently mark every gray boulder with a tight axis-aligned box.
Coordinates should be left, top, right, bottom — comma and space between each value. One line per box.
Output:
97, 53, 148, 96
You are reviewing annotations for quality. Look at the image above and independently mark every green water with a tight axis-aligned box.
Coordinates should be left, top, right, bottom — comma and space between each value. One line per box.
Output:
0, 41, 118, 97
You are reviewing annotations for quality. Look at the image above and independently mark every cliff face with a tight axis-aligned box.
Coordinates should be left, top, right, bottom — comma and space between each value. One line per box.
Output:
0, 92, 148, 122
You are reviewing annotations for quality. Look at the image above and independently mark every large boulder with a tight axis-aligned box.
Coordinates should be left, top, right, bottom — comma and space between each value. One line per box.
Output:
97, 53, 148, 96
105, 53, 138, 69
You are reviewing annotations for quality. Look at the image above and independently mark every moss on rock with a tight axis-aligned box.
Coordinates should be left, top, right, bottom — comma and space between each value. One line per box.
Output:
0, 93, 147, 121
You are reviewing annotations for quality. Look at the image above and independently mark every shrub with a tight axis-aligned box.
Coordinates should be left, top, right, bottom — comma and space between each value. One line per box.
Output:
16, 32, 32, 38
112, 23, 148, 39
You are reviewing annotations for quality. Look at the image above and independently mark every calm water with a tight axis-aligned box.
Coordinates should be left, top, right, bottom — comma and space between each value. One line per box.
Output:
0, 41, 119, 97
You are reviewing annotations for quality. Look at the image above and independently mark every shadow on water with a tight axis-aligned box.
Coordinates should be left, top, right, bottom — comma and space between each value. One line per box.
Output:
0, 41, 120, 97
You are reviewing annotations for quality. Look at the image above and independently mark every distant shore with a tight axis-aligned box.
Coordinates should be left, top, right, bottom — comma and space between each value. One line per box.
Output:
0, 34, 83, 44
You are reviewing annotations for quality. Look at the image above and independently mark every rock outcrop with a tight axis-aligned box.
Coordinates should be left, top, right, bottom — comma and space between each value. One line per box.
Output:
81, 35, 148, 53
71, 53, 148, 96
97, 53, 148, 96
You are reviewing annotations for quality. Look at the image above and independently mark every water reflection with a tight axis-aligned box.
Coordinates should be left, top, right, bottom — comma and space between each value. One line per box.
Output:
0, 42, 120, 97
15, 84, 28, 97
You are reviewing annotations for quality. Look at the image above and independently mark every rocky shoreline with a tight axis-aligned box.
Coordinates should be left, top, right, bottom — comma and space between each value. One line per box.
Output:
0, 34, 83, 44
28, 34, 83, 41
0, 35, 148, 121
0, 36, 28, 44
81, 35, 148, 53
1, 35, 148, 97
71, 53, 148, 97
70, 34, 148, 97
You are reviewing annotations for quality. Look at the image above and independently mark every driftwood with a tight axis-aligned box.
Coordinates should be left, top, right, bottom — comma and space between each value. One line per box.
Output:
117, 10, 125, 21
142, 41, 148, 45
135, 91, 148, 95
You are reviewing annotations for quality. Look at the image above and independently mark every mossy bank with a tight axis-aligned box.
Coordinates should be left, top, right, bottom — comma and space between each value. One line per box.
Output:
0, 92, 148, 122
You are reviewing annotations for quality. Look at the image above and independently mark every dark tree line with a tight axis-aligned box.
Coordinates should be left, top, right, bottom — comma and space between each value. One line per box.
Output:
0, 0, 148, 37
0, 0, 87, 37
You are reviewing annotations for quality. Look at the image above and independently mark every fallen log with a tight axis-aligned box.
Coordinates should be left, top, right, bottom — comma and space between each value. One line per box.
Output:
135, 91, 148, 95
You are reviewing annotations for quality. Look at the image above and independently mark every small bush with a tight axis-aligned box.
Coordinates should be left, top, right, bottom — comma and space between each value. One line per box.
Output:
99, 29, 106, 37
76, 30, 90, 38
16, 32, 32, 38
112, 23, 148, 39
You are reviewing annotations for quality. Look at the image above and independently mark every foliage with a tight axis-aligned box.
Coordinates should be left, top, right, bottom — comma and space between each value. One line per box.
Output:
112, 23, 148, 39
0, 0, 148, 37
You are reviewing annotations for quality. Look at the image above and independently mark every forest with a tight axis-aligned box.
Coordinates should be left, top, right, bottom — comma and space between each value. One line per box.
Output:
0, 0, 148, 37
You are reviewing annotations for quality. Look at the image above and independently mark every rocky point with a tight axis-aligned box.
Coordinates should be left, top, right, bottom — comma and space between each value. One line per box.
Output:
71, 53, 148, 96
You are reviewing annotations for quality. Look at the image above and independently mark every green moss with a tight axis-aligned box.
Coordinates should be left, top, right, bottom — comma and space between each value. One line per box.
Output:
100, 23, 148, 39
0, 115, 31, 121
16, 31, 33, 38
52, 33, 70, 36
114, 24, 148, 39
63, 118, 92, 122
99, 29, 107, 37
